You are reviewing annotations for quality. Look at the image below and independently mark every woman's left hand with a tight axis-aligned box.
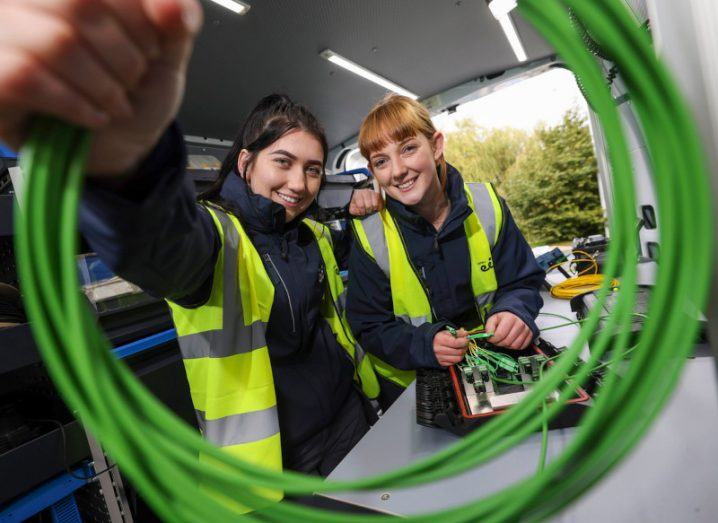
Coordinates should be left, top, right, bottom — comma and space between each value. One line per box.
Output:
485, 312, 534, 350
349, 189, 383, 217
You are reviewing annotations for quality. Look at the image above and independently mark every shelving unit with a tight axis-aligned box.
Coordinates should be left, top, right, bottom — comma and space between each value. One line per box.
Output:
0, 326, 190, 520
0, 420, 89, 505
0, 150, 201, 520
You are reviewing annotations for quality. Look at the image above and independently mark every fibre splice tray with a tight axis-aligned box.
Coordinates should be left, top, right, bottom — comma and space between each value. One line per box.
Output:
415, 337, 590, 436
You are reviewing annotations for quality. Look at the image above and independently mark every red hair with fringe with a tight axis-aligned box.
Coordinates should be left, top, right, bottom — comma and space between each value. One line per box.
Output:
359, 94, 447, 189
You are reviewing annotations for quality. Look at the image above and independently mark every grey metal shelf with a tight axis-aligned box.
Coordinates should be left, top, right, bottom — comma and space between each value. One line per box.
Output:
0, 420, 89, 505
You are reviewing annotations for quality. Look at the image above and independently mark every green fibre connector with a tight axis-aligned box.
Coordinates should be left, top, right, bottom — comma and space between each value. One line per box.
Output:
468, 332, 494, 340
445, 326, 494, 340
484, 350, 519, 374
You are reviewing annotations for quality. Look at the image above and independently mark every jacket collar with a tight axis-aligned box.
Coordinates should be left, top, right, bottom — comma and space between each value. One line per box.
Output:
217, 171, 310, 235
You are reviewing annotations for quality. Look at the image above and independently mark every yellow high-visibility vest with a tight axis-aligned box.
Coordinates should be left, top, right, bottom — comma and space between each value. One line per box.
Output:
167, 204, 380, 510
352, 182, 504, 388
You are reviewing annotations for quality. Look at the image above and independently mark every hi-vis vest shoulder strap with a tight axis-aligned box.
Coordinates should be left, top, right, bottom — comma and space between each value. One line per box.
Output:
352, 182, 503, 389
166, 205, 380, 510
303, 219, 381, 400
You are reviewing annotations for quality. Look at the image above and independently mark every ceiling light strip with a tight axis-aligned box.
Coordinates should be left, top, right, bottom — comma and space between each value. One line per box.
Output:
320, 49, 419, 100
207, 0, 250, 15
489, 0, 528, 62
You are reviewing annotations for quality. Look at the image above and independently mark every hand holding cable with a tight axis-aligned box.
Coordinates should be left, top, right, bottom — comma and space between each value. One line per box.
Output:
433, 327, 468, 367
0, 0, 203, 177
485, 311, 533, 350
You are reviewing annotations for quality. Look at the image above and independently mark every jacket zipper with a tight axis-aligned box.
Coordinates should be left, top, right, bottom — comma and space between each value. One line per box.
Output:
264, 252, 296, 333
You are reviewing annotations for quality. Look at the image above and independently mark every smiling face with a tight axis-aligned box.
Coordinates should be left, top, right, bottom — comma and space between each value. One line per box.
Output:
359, 94, 448, 208
237, 129, 324, 222
368, 131, 445, 207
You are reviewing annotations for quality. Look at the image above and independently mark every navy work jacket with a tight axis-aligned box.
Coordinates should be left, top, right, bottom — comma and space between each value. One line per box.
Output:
347, 164, 544, 402
79, 125, 358, 469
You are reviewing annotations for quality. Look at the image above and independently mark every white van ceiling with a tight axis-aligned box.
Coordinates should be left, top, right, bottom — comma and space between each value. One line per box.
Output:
178, 0, 554, 148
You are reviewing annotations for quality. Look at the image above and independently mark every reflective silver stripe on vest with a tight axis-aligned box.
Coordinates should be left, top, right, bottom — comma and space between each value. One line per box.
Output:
195, 406, 280, 447
217, 210, 269, 354
307, 219, 333, 246
466, 183, 498, 249
306, 219, 349, 319
475, 291, 495, 311
361, 214, 390, 279
336, 289, 347, 317
176, 208, 267, 359
179, 325, 267, 359
397, 314, 430, 327
354, 342, 366, 366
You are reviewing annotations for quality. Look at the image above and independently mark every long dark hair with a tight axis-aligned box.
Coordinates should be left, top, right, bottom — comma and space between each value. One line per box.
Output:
199, 94, 328, 202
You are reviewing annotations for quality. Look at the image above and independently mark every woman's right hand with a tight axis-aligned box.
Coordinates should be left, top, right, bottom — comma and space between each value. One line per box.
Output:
0, 0, 203, 177
433, 328, 468, 367
348, 188, 383, 217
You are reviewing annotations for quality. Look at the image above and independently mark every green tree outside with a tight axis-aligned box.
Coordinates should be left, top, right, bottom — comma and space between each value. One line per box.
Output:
443, 119, 529, 191
443, 109, 604, 245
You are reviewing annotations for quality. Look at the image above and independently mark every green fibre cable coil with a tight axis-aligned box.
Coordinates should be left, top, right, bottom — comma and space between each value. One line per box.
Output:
14, 0, 713, 521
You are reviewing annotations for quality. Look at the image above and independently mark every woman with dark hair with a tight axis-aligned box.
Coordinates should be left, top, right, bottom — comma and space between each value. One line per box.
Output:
0, 0, 381, 483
